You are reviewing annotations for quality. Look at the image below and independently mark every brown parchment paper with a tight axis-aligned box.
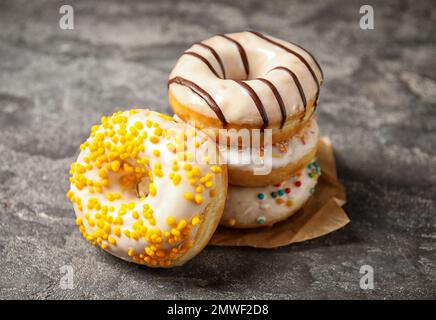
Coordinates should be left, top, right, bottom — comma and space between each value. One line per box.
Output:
209, 137, 349, 248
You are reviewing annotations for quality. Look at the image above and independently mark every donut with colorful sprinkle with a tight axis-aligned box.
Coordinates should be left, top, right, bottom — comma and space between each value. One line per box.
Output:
221, 159, 321, 228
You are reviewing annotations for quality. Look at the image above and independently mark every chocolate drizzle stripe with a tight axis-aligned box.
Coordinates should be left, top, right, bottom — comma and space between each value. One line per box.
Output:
168, 76, 227, 127
287, 40, 324, 81
196, 42, 226, 79
183, 51, 220, 78
256, 78, 287, 128
249, 31, 320, 91
219, 34, 250, 77
234, 80, 268, 129
269, 66, 307, 111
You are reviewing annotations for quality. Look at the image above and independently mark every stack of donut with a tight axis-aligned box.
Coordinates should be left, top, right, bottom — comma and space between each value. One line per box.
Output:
169, 31, 323, 229
67, 31, 324, 267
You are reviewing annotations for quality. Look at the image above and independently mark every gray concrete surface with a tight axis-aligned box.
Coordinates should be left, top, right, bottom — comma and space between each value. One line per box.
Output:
0, 0, 435, 299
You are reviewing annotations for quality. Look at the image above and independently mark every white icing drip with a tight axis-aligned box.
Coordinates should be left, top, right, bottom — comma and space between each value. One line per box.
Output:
220, 119, 319, 171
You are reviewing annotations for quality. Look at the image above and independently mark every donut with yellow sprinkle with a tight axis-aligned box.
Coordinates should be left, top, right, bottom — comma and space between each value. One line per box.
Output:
67, 109, 227, 267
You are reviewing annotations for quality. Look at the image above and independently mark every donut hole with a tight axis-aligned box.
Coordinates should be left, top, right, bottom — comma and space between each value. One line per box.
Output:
136, 175, 150, 198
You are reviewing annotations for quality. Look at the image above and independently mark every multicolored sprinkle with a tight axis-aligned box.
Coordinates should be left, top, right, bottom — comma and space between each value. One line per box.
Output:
255, 160, 321, 210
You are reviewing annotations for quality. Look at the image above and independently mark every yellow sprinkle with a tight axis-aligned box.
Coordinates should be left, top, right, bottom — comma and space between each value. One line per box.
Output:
149, 183, 157, 197
228, 218, 236, 226
146, 120, 152, 128
191, 216, 201, 226
111, 161, 121, 171
104, 225, 111, 233
166, 216, 176, 226
134, 121, 143, 130
183, 163, 192, 171
195, 186, 203, 193
211, 165, 222, 173
177, 219, 187, 230
276, 198, 285, 205
153, 149, 160, 157
192, 166, 201, 177
205, 181, 213, 188
171, 229, 181, 237
149, 136, 159, 144
101, 243, 108, 250
156, 250, 165, 258
145, 247, 155, 256
132, 211, 139, 219
127, 248, 135, 256
113, 227, 121, 237
153, 128, 162, 136
123, 163, 133, 173
108, 236, 116, 245
77, 166, 87, 174
172, 174, 181, 186
184, 192, 194, 201
194, 194, 203, 204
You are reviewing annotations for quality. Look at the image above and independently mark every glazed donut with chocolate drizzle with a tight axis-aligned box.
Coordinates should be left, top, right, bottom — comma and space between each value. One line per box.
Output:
168, 31, 323, 143
67, 110, 227, 267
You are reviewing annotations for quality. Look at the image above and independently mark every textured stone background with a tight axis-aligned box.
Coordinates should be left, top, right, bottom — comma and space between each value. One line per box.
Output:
0, 0, 435, 299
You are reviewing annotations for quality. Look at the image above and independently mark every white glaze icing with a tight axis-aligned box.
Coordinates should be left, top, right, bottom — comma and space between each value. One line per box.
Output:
220, 119, 319, 171
67, 110, 224, 267
169, 31, 323, 127
222, 159, 320, 227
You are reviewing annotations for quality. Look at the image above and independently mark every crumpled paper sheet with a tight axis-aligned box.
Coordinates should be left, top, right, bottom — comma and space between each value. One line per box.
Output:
209, 137, 349, 248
